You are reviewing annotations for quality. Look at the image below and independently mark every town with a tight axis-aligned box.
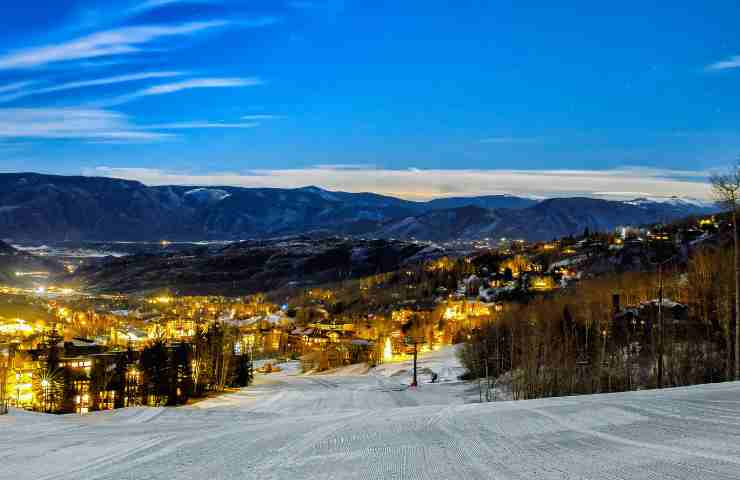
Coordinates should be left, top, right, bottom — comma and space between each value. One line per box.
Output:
0, 213, 724, 413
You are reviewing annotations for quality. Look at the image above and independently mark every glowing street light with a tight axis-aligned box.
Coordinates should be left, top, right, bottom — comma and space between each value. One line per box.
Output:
383, 337, 393, 363
40, 379, 49, 413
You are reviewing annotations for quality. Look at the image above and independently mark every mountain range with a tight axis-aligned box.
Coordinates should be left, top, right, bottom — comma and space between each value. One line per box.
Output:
0, 173, 717, 243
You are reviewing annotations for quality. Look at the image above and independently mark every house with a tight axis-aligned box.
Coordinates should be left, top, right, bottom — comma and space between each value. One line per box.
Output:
527, 274, 557, 292
463, 275, 482, 297
612, 296, 689, 340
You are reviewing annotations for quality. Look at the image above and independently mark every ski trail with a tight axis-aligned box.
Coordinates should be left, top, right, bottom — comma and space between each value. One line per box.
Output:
526, 404, 740, 467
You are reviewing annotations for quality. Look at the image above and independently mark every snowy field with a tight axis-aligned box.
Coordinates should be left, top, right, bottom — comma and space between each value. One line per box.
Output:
3, 346, 740, 479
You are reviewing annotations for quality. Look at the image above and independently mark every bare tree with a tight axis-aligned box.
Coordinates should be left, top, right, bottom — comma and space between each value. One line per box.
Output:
711, 160, 740, 380
0, 347, 8, 414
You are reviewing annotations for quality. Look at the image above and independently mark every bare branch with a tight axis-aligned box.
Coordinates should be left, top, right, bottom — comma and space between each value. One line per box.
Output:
710, 160, 740, 211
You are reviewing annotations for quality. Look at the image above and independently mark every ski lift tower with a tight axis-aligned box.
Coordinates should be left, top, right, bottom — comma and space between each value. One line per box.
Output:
404, 335, 426, 387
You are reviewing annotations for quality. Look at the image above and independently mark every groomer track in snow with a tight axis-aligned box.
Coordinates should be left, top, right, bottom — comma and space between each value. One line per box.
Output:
3, 349, 740, 479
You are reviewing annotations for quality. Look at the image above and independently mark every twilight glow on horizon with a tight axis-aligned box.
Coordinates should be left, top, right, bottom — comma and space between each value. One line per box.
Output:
1, 1, 739, 200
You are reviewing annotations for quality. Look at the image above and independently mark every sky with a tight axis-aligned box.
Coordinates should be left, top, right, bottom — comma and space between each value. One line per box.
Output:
0, 1, 739, 200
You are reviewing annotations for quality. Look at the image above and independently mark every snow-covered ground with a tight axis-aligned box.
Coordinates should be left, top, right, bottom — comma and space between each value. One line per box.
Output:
3, 346, 740, 479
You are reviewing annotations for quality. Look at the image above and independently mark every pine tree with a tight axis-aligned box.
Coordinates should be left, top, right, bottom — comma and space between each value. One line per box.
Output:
140, 336, 170, 406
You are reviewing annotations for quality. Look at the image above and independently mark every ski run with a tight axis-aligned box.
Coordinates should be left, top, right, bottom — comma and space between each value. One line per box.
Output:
3, 346, 740, 479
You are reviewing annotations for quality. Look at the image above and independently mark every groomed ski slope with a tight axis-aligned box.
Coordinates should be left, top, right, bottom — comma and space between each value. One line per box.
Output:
3, 347, 740, 479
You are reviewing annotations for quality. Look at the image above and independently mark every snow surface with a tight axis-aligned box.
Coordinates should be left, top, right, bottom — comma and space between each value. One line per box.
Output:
184, 188, 231, 203
623, 196, 716, 209
4, 346, 740, 479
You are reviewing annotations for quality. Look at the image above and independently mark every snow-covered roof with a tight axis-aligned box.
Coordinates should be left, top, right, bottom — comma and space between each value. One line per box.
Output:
641, 299, 684, 309
463, 275, 480, 284
66, 338, 99, 347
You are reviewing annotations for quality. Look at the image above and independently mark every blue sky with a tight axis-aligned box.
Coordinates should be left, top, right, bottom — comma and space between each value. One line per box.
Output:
0, 1, 738, 199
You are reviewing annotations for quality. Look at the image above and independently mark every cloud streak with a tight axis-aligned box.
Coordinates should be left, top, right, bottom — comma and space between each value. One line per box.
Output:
143, 121, 260, 129
706, 54, 740, 71
0, 108, 173, 141
0, 71, 183, 103
86, 166, 713, 201
241, 114, 283, 120
131, 0, 187, 12
129, 0, 228, 14
97, 77, 262, 106
0, 81, 35, 95
0, 21, 227, 70
479, 137, 542, 144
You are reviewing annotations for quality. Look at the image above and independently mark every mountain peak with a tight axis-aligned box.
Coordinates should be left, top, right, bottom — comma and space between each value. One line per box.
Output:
298, 185, 327, 192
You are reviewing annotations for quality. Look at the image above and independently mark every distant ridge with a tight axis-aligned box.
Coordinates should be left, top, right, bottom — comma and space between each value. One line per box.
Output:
0, 172, 717, 242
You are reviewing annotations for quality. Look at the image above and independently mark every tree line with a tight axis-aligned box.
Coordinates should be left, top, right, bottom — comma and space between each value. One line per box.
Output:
32, 322, 253, 413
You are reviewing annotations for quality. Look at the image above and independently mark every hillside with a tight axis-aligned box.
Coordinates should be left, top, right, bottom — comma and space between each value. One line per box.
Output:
375, 206, 507, 241
375, 197, 716, 241
493, 197, 710, 241
70, 237, 446, 295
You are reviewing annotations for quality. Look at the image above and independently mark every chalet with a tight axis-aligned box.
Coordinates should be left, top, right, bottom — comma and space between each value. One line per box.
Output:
298, 338, 375, 372
527, 274, 557, 292
612, 296, 689, 339
463, 275, 482, 297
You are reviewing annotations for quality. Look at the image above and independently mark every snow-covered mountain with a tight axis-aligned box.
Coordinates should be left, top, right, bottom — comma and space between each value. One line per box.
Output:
0, 173, 719, 242
623, 196, 717, 210
374, 196, 718, 241
183, 188, 231, 205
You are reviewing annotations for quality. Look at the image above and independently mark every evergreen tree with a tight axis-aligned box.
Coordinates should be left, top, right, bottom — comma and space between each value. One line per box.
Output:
111, 350, 130, 409
168, 343, 193, 405
232, 350, 253, 388
36, 328, 65, 412
59, 367, 78, 414
140, 337, 170, 406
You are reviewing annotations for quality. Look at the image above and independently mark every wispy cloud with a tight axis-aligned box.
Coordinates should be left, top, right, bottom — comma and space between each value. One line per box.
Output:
138, 78, 260, 95
129, 0, 228, 14
85, 166, 713, 201
0, 81, 35, 95
0, 21, 227, 70
131, 0, 186, 12
0, 71, 183, 103
479, 137, 542, 144
706, 54, 740, 71
288, 1, 319, 8
143, 121, 260, 129
241, 114, 283, 120
0, 108, 173, 141
312, 163, 376, 170
97, 77, 262, 106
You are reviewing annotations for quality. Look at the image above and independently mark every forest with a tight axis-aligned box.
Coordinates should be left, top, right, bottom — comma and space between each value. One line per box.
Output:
459, 238, 738, 400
